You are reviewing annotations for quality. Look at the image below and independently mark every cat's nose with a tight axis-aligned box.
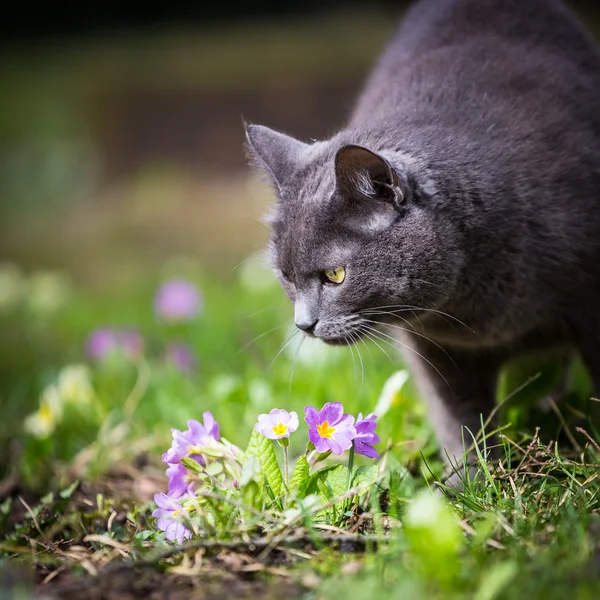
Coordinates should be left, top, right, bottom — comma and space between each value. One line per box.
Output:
295, 317, 318, 334
294, 299, 318, 334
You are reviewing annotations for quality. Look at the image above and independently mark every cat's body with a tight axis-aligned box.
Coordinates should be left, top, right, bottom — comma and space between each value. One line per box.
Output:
246, 0, 600, 474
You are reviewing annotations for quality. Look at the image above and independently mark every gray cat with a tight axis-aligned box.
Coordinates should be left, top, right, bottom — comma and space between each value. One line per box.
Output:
245, 0, 600, 478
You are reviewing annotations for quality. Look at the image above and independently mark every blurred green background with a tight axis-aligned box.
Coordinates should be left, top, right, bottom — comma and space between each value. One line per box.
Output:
1, 0, 599, 490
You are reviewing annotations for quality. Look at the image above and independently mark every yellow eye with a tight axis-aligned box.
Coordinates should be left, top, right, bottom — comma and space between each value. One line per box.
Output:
323, 267, 346, 284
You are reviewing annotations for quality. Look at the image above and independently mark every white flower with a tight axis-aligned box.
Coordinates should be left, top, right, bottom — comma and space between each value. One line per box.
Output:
26, 270, 72, 316
24, 385, 63, 438
373, 370, 410, 418
255, 409, 299, 439
57, 364, 94, 405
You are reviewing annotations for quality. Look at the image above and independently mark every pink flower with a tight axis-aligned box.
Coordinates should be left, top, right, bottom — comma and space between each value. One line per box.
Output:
85, 327, 143, 361
154, 279, 201, 322
255, 409, 299, 439
152, 493, 192, 543
165, 342, 197, 373
354, 413, 380, 458
304, 402, 356, 455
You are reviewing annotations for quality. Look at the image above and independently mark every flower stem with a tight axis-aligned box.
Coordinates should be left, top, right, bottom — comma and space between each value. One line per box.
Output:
347, 443, 355, 490
284, 445, 289, 487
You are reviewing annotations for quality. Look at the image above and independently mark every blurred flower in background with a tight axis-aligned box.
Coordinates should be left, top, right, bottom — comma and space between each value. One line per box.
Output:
0, 263, 24, 313
23, 385, 63, 438
373, 370, 410, 418
85, 327, 144, 361
164, 342, 197, 373
57, 364, 94, 404
23, 364, 95, 438
154, 279, 201, 322
26, 270, 72, 317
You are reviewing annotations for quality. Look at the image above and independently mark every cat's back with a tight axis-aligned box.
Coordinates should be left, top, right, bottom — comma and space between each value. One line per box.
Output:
351, 0, 600, 128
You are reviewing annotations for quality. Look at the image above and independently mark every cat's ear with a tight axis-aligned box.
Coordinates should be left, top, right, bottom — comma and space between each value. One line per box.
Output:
245, 124, 309, 192
334, 145, 405, 210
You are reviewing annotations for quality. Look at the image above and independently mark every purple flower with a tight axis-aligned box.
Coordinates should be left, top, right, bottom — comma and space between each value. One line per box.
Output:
85, 327, 143, 361
354, 413, 380, 459
120, 329, 144, 358
255, 409, 299, 440
165, 342, 197, 373
152, 493, 192, 543
166, 463, 193, 497
304, 402, 357, 455
162, 412, 220, 465
154, 279, 201, 322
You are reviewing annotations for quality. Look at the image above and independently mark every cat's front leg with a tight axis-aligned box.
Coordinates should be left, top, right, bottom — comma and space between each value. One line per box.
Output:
395, 331, 505, 485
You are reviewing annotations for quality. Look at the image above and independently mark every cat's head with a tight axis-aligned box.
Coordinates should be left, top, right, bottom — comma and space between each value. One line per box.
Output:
246, 124, 465, 344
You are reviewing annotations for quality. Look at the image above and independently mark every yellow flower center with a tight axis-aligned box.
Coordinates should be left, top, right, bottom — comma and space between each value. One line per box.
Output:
172, 510, 178, 517
39, 403, 53, 423
272, 422, 288, 436
316, 421, 336, 439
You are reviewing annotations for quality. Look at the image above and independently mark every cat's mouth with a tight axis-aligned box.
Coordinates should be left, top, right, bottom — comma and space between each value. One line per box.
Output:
320, 335, 357, 346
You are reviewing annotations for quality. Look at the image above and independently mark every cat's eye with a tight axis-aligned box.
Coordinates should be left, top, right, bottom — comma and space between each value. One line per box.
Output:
323, 267, 346, 284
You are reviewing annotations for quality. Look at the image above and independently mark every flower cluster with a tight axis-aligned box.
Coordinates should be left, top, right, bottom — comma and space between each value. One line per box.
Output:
154, 412, 243, 542
0, 262, 72, 317
153, 403, 381, 543
255, 402, 379, 458
84, 278, 202, 374
23, 364, 95, 438
85, 328, 144, 361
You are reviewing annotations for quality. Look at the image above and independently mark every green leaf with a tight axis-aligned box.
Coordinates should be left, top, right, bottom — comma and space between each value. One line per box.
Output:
181, 456, 205, 475
351, 465, 379, 490
59, 479, 79, 499
245, 429, 284, 501
306, 465, 349, 501
290, 455, 309, 498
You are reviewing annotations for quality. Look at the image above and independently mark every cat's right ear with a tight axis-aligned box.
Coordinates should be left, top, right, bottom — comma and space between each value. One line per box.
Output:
244, 124, 309, 193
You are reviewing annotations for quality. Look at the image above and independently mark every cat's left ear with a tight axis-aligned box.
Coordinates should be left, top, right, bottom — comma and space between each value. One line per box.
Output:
334, 145, 405, 210
245, 124, 310, 193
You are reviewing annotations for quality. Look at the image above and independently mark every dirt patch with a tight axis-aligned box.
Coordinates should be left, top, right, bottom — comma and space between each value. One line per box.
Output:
34, 564, 304, 600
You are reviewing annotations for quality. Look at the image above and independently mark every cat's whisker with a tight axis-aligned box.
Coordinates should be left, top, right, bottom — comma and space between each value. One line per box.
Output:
362, 304, 474, 333
410, 278, 457, 297
235, 323, 288, 355
359, 317, 457, 366
360, 329, 397, 367
350, 331, 365, 392
359, 309, 417, 332
267, 328, 300, 372
242, 305, 280, 320
288, 335, 305, 395
346, 331, 358, 382
231, 250, 264, 273
360, 323, 450, 388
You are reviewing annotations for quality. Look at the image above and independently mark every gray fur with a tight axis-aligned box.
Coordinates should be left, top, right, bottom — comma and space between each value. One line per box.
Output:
245, 0, 600, 474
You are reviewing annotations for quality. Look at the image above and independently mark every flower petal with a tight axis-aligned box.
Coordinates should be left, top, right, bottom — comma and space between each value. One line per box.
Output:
287, 411, 299, 433
320, 402, 344, 425
327, 437, 344, 455
304, 406, 320, 427
314, 436, 332, 453
269, 408, 288, 426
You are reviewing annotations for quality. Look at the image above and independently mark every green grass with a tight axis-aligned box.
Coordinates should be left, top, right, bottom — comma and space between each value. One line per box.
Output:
1, 258, 600, 600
